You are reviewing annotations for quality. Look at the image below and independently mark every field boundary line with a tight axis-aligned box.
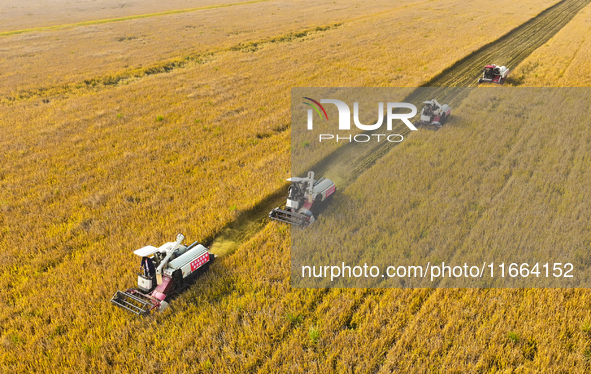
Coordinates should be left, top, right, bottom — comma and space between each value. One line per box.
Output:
0, 0, 270, 37
0, 23, 343, 105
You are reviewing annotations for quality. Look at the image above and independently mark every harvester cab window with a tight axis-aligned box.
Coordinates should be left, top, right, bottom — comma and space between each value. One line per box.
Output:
141, 256, 156, 278
289, 184, 303, 201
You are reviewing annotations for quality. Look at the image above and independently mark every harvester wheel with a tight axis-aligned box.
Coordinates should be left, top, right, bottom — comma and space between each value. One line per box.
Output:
159, 301, 170, 312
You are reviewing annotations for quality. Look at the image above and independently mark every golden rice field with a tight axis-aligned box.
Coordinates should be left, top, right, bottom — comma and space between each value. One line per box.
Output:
507, 1, 591, 87
2, 0, 591, 372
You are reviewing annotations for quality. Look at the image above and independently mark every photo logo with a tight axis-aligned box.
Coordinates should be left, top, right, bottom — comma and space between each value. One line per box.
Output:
303, 97, 328, 128
305, 98, 417, 131
304, 97, 417, 143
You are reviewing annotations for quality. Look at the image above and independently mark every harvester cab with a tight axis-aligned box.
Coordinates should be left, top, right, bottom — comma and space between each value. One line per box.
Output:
111, 233, 214, 315
269, 171, 336, 227
414, 99, 451, 129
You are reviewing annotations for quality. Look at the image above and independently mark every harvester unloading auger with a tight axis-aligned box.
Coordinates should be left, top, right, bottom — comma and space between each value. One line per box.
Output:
269, 171, 336, 227
111, 233, 214, 315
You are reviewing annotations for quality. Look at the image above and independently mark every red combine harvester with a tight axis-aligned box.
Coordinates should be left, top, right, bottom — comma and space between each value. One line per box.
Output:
413, 99, 451, 129
269, 171, 336, 227
478, 64, 509, 84
111, 233, 214, 315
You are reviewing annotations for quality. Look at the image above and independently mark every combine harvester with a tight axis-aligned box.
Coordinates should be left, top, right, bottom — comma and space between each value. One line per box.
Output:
269, 171, 336, 227
478, 64, 509, 84
111, 233, 214, 315
413, 99, 451, 130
